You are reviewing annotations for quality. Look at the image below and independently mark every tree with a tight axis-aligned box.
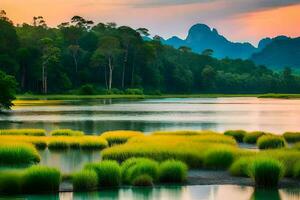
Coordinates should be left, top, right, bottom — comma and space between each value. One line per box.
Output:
0, 70, 17, 110
202, 49, 214, 57
68, 45, 80, 73
179, 46, 192, 53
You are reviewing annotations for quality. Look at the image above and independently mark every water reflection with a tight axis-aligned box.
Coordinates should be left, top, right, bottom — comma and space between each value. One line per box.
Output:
250, 189, 281, 200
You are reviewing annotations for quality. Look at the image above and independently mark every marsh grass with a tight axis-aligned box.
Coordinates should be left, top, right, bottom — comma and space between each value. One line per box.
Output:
229, 157, 252, 177
48, 140, 70, 150
283, 132, 300, 143
127, 159, 159, 184
132, 175, 153, 187
294, 142, 300, 150
84, 160, 121, 187
0, 170, 23, 194
72, 170, 98, 191
0, 129, 46, 136
152, 130, 218, 136
293, 161, 300, 178
224, 130, 247, 143
158, 160, 188, 183
22, 166, 61, 193
50, 129, 84, 136
0, 143, 40, 165
257, 135, 287, 149
203, 147, 236, 170
248, 157, 285, 188
243, 131, 267, 144
101, 130, 144, 146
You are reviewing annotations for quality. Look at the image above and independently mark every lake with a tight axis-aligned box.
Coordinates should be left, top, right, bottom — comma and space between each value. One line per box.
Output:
1, 97, 300, 134
2, 185, 300, 200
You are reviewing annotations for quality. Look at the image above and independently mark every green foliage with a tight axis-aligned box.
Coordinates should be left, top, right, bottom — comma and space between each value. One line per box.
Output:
224, 130, 247, 143
0, 143, 40, 165
125, 88, 144, 95
243, 131, 266, 144
203, 147, 235, 169
0, 70, 17, 110
72, 170, 98, 191
257, 135, 287, 149
48, 141, 69, 150
283, 132, 300, 143
77, 84, 97, 95
22, 166, 61, 193
0, 129, 46, 136
248, 157, 285, 188
102, 130, 144, 146
84, 160, 121, 187
126, 159, 159, 184
50, 129, 84, 136
0, 171, 23, 194
229, 157, 251, 177
294, 161, 300, 178
132, 175, 153, 187
158, 160, 188, 183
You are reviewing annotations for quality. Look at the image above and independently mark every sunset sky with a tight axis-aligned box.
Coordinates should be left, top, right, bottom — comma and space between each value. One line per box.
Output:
2, 0, 300, 46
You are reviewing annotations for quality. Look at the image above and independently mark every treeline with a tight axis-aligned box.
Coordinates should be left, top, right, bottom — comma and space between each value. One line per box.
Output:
1, 10, 300, 94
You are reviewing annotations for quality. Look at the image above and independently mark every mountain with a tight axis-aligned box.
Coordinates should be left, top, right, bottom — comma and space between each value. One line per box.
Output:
164, 24, 257, 59
251, 36, 300, 69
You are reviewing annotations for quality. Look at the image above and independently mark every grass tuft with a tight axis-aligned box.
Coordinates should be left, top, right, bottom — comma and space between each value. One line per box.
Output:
283, 132, 300, 143
229, 157, 252, 177
127, 159, 159, 184
72, 170, 98, 191
158, 160, 188, 183
101, 130, 144, 146
203, 147, 235, 170
293, 161, 300, 178
243, 131, 266, 144
0, 129, 46, 136
48, 140, 69, 150
50, 129, 84, 136
132, 175, 153, 187
0, 170, 23, 194
152, 130, 218, 136
257, 135, 287, 149
224, 130, 247, 143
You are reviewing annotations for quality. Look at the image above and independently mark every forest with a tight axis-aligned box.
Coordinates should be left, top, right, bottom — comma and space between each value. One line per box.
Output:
1, 10, 300, 97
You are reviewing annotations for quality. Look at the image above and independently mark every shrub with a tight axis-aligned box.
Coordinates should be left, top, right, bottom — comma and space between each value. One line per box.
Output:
243, 131, 266, 144
101, 130, 143, 146
224, 130, 247, 143
72, 170, 98, 191
257, 135, 287, 149
203, 148, 235, 169
229, 157, 251, 177
127, 159, 159, 184
78, 84, 96, 95
48, 140, 69, 150
0, 129, 46, 136
84, 160, 121, 187
0, 171, 23, 194
132, 175, 153, 187
125, 88, 144, 95
283, 132, 300, 143
294, 161, 300, 178
50, 129, 84, 136
0, 143, 40, 165
158, 160, 188, 183
22, 166, 61, 193
248, 157, 285, 188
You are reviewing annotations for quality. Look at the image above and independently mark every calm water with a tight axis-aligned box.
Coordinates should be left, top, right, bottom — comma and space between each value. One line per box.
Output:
1, 185, 300, 200
1, 97, 300, 134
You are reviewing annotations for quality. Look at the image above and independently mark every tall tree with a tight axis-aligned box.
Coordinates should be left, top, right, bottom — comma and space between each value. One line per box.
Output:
0, 70, 17, 110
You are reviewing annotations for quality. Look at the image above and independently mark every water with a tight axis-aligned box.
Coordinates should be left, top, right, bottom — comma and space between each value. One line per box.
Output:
1, 185, 300, 200
1, 97, 300, 134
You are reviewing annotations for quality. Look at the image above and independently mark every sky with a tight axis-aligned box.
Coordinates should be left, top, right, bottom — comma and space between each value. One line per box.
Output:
2, 0, 300, 46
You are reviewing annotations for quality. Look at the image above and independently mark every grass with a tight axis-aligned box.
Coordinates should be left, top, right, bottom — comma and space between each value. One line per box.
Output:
294, 142, 300, 150
72, 170, 98, 191
132, 175, 153, 187
243, 131, 267, 144
0, 129, 46, 136
0, 143, 40, 165
224, 130, 247, 143
126, 159, 159, 184
0, 170, 23, 194
294, 162, 300, 178
152, 130, 218, 136
84, 160, 121, 187
48, 140, 69, 150
158, 160, 188, 183
257, 135, 287, 149
248, 157, 285, 188
229, 157, 252, 177
50, 129, 84, 136
101, 130, 144, 146
283, 132, 300, 143
203, 147, 236, 170
22, 165, 61, 193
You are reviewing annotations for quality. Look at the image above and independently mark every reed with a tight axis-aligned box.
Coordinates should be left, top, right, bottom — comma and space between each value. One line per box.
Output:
72, 170, 98, 191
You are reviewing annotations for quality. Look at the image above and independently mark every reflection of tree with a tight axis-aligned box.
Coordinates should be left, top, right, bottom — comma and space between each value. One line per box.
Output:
250, 188, 281, 200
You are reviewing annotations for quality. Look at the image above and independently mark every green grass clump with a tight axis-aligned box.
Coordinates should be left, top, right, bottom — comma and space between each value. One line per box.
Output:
294, 142, 300, 151
229, 157, 251, 177
203, 147, 236, 170
84, 160, 121, 187
243, 131, 266, 144
127, 159, 159, 184
152, 130, 218, 136
283, 132, 300, 143
132, 175, 153, 187
0, 143, 40, 165
248, 157, 285, 188
158, 160, 188, 183
72, 170, 98, 191
293, 161, 300, 178
22, 166, 61, 193
0, 129, 46, 136
80, 139, 108, 150
50, 129, 84, 136
101, 130, 144, 146
257, 135, 287, 149
224, 130, 247, 143
48, 141, 69, 150
0, 171, 23, 194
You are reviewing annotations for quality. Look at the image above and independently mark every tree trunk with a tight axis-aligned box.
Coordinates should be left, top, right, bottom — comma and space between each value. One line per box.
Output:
72, 53, 78, 73
103, 65, 108, 90
108, 57, 113, 91
131, 52, 136, 87
42, 64, 45, 94
122, 46, 129, 89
